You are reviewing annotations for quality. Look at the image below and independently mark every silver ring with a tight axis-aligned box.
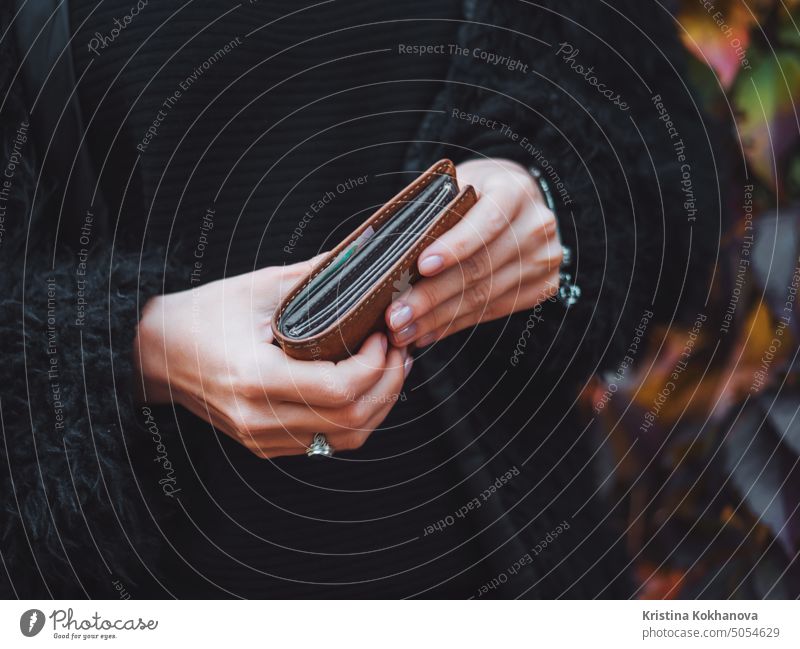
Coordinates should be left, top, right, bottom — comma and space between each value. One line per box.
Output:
307, 433, 334, 458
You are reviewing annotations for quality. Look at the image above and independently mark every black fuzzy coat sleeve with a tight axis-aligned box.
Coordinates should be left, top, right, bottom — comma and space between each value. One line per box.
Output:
0, 248, 177, 598
0, 6, 178, 597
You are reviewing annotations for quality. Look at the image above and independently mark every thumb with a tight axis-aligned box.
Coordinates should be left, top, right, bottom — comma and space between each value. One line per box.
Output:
271, 252, 329, 300
281, 252, 329, 282
247, 251, 329, 306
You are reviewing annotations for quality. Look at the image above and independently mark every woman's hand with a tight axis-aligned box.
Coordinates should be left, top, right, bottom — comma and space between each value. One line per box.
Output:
385, 158, 562, 347
133, 259, 411, 459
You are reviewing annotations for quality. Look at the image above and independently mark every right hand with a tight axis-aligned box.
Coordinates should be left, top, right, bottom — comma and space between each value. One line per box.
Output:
133, 258, 412, 458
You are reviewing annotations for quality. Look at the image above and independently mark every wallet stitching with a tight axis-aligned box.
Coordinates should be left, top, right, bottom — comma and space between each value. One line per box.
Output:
283, 186, 475, 350
275, 160, 453, 331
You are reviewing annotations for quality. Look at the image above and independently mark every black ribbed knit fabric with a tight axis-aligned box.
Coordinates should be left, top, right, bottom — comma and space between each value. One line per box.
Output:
69, 0, 501, 598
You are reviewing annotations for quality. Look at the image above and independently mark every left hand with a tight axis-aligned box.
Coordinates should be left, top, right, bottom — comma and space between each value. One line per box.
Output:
385, 158, 563, 348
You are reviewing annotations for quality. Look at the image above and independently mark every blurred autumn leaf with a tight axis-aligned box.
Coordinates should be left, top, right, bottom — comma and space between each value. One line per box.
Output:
678, 0, 756, 89
733, 52, 800, 192
751, 206, 800, 324
636, 563, 688, 599
722, 396, 800, 555
600, 0, 800, 599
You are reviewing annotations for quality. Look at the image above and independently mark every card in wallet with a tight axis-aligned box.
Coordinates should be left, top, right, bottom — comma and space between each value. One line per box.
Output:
273, 159, 477, 361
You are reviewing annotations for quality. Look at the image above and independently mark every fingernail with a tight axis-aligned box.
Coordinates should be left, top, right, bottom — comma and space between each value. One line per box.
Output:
395, 323, 417, 344
389, 303, 414, 330
419, 254, 444, 276
403, 354, 414, 378
416, 333, 436, 348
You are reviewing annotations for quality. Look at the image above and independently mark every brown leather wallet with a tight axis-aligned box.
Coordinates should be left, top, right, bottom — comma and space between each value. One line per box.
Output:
273, 159, 477, 361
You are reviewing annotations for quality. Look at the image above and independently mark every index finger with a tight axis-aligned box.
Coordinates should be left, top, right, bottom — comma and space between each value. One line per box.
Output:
417, 183, 527, 278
